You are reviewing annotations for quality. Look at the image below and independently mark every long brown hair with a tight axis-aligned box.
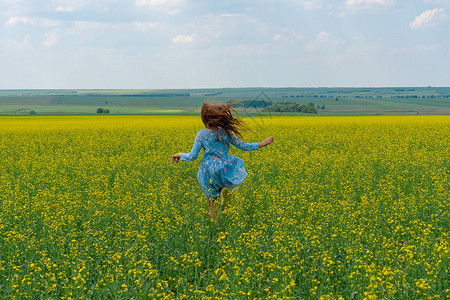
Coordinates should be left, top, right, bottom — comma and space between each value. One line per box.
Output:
200, 101, 246, 139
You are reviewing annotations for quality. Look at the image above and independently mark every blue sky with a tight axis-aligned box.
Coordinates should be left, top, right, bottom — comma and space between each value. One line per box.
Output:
0, 0, 449, 88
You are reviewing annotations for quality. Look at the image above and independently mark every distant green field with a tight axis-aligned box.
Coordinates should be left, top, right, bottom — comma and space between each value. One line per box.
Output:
0, 87, 449, 116
0, 105, 188, 116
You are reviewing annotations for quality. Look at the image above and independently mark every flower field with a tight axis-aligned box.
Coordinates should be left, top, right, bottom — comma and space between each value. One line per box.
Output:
0, 116, 448, 299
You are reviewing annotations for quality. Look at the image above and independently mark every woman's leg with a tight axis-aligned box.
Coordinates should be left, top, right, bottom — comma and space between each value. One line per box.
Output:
220, 187, 231, 211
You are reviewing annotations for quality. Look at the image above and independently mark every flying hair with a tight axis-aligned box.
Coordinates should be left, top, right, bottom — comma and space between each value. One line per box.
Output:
200, 101, 246, 139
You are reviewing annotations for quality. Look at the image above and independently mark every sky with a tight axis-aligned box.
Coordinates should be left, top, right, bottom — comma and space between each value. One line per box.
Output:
0, 0, 449, 89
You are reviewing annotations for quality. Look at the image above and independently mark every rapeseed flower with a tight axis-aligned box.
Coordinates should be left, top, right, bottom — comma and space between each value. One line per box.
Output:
0, 116, 448, 299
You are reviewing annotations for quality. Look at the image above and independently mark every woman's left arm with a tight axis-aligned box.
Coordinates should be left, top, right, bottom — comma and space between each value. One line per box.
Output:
230, 133, 274, 151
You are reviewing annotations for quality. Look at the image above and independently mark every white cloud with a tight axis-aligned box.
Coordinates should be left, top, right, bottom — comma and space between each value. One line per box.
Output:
40, 18, 63, 27
423, 0, 450, 3
56, 6, 74, 12
0, 0, 29, 16
134, 0, 186, 15
303, 0, 323, 10
5, 16, 31, 26
166, 14, 268, 48
1, 0, 449, 89
339, 0, 395, 16
273, 28, 304, 45
393, 44, 440, 54
134, 22, 158, 31
352, 34, 367, 41
415, 44, 440, 51
410, 8, 447, 28
73, 21, 128, 31
172, 34, 196, 45
220, 13, 244, 17
305, 32, 344, 52
43, 31, 58, 47
195, 14, 268, 43
5, 16, 62, 27
345, 0, 395, 7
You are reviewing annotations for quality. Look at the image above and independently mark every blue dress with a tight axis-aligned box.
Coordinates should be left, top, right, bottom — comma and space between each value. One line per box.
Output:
181, 128, 259, 199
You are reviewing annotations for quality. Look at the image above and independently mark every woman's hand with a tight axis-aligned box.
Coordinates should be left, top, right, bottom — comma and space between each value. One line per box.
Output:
169, 153, 182, 163
258, 136, 274, 148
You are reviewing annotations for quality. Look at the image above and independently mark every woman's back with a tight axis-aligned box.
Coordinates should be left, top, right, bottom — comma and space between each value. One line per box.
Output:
181, 128, 259, 162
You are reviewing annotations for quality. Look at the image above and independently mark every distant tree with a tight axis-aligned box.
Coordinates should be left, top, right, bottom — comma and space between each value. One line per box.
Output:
302, 105, 318, 114
262, 103, 318, 114
97, 108, 110, 114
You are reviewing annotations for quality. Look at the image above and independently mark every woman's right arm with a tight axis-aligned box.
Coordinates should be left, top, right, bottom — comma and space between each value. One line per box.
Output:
169, 131, 202, 163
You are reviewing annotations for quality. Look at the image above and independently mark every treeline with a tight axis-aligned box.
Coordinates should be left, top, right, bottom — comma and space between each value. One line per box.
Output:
232, 100, 318, 113
283, 95, 334, 98
391, 95, 450, 99
283, 94, 450, 99
262, 103, 318, 114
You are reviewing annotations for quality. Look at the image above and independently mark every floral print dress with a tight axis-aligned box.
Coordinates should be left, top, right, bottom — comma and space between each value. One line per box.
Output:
181, 128, 259, 199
